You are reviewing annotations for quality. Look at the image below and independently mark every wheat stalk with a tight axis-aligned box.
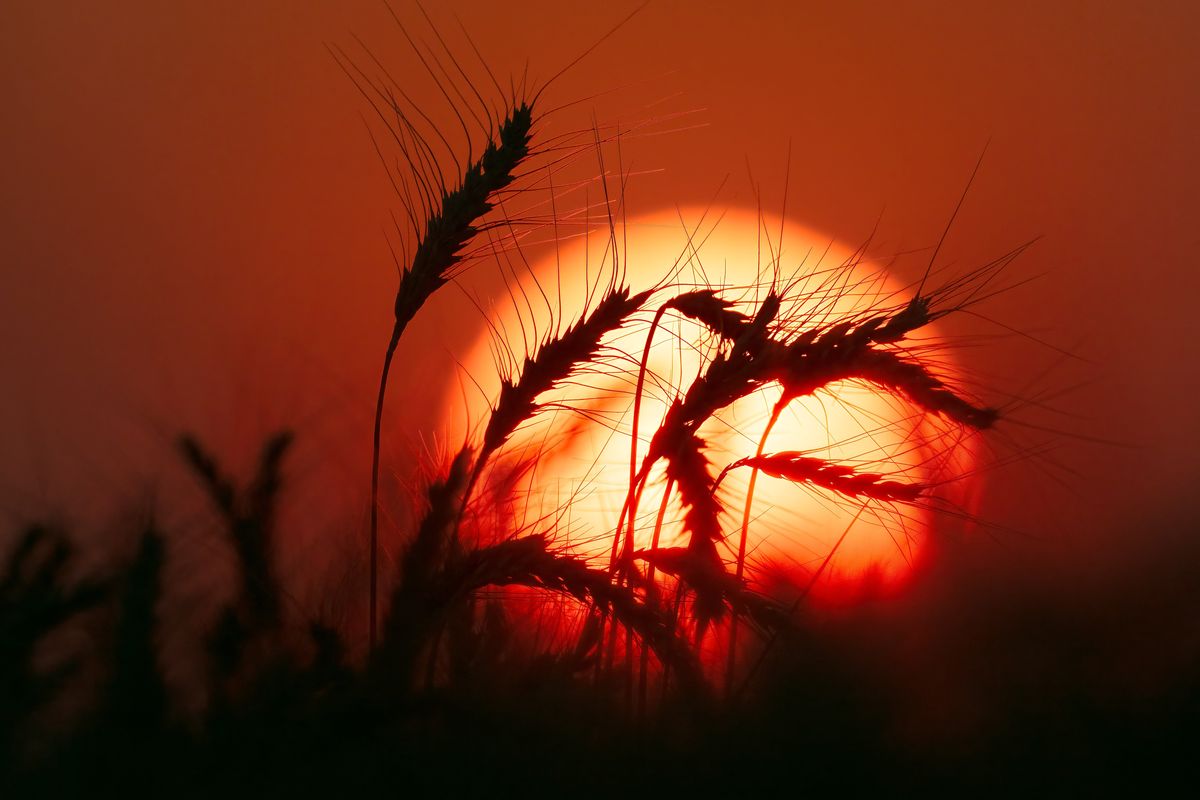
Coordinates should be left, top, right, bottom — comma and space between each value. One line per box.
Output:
369, 102, 535, 650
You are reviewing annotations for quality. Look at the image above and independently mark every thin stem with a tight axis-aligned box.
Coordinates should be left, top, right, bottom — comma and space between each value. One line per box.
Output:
606, 304, 669, 680
612, 304, 670, 573
624, 621, 634, 713
725, 394, 787, 698
659, 581, 687, 705
638, 475, 675, 717
369, 323, 403, 653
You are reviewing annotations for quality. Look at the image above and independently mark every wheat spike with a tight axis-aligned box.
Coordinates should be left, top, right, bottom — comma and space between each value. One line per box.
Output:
724, 451, 927, 503
478, 285, 652, 472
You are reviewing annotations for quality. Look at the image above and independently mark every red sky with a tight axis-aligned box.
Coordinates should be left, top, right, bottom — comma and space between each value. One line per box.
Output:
2, 0, 1198, 573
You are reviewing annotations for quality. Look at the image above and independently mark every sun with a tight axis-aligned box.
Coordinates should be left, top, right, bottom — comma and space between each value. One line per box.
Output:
442, 207, 979, 599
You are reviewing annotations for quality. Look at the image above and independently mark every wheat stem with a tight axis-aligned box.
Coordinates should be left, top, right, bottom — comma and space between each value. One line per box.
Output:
369, 324, 402, 650
637, 474, 675, 717
617, 302, 670, 577
725, 394, 785, 698
368, 102, 534, 652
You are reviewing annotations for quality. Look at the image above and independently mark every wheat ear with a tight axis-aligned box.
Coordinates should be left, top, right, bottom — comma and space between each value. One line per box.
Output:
467, 285, 653, 504
720, 452, 927, 502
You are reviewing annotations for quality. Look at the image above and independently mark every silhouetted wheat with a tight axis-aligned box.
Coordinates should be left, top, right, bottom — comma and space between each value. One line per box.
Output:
369, 102, 535, 649
0, 10, 1034, 789
0, 527, 107, 763
720, 452, 926, 503
104, 528, 167, 733
474, 284, 653, 496
180, 432, 293, 633
616, 290, 751, 570
379, 446, 473, 685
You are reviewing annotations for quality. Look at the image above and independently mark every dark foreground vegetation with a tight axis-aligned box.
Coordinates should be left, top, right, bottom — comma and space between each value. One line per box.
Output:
3, 451, 1198, 796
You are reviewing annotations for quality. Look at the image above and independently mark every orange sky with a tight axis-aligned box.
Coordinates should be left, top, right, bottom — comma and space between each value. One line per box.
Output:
2, 0, 1198, 572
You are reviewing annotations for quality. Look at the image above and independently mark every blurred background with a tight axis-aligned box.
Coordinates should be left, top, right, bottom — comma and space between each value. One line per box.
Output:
2, 0, 1199, 756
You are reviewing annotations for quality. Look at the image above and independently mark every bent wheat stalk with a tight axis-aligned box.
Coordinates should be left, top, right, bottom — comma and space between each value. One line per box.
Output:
615, 290, 750, 573
614, 290, 782, 576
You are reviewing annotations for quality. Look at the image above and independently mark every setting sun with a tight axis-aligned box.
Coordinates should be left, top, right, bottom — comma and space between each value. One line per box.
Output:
445, 208, 980, 598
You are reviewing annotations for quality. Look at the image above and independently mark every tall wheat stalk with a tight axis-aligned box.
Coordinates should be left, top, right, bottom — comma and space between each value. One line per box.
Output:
368, 103, 533, 649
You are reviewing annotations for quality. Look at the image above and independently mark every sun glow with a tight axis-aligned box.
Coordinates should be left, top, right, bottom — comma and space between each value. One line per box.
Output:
443, 208, 980, 599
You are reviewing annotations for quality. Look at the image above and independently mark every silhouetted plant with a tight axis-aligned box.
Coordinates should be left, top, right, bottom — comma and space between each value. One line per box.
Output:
102, 527, 167, 733
0, 527, 107, 767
